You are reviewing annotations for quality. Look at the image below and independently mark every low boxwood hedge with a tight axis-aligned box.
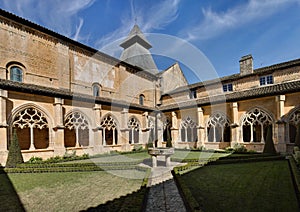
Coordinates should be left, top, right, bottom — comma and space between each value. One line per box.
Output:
5, 164, 149, 173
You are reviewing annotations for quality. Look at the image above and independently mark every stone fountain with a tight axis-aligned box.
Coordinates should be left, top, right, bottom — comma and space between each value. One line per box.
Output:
148, 147, 174, 167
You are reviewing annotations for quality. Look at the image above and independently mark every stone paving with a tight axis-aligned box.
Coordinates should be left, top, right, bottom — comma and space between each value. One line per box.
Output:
141, 156, 187, 212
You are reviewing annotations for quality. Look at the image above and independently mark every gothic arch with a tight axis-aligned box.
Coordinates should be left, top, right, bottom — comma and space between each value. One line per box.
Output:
64, 110, 91, 147
180, 116, 197, 142
100, 113, 119, 145
8, 103, 53, 150
240, 107, 274, 143
285, 106, 300, 143
206, 112, 231, 142
128, 116, 140, 144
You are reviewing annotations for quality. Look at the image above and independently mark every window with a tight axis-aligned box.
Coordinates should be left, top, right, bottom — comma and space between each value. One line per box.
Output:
260, 75, 273, 86
139, 94, 145, 105
92, 83, 101, 97
223, 83, 233, 92
189, 90, 197, 99
10, 66, 23, 82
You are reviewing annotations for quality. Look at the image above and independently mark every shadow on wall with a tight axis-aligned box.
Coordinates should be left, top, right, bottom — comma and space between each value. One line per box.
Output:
0, 166, 25, 211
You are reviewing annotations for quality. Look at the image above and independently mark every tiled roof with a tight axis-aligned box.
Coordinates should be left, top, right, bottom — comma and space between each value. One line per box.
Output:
159, 80, 300, 111
165, 58, 300, 95
0, 79, 155, 111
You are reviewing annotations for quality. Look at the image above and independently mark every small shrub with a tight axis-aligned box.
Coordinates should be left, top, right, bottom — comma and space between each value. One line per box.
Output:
45, 156, 62, 163
294, 146, 299, 153
133, 144, 143, 152
146, 143, 153, 149
28, 156, 43, 163
82, 153, 89, 159
63, 150, 76, 159
295, 151, 300, 164
233, 143, 247, 153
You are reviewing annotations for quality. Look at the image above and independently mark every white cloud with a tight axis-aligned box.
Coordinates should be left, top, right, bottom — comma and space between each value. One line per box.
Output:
184, 0, 300, 41
1, 0, 95, 42
96, 0, 180, 56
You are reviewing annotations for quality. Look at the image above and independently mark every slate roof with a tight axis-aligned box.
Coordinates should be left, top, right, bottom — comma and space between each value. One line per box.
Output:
120, 24, 158, 74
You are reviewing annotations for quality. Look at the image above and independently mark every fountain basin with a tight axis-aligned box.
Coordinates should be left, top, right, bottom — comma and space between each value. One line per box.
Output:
148, 148, 174, 167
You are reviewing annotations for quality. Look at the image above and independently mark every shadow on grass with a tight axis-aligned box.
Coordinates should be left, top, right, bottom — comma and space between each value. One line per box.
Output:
0, 166, 25, 211
82, 186, 148, 212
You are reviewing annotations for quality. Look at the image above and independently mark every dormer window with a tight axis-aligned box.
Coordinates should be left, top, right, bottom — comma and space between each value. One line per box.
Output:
260, 75, 273, 86
139, 94, 145, 105
92, 83, 101, 97
189, 90, 197, 99
223, 83, 233, 92
10, 66, 23, 82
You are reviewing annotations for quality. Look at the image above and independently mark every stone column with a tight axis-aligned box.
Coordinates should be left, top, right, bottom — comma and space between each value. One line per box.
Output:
121, 108, 130, 150
231, 102, 239, 146
171, 111, 179, 147
276, 95, 286, 152
53, 97, 65, 155
142, 112, 148, 130
197, 107, 205, 148
93, 104, 102, 153
0, 89, 8, 152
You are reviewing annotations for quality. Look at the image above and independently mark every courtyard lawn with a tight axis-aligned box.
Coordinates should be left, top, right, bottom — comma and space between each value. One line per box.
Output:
62, 151, 150, 164
181, 160, 299, 211
171, 149, 230, 161
5, 170, 146, 211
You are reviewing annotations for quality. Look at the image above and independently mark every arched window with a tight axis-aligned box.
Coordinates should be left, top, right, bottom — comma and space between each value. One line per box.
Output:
139, 94, 145, 105
288, 108, 300, 143
241, 108, 273, 143
207, 112, 231, 142
11, 107, 49, 150
180, 117, 197, 142
64, 112, 89, 147
128, 117, 140, 144
100, 115, 118, 145
10, 66, 23, 82
92, 83, 101, 97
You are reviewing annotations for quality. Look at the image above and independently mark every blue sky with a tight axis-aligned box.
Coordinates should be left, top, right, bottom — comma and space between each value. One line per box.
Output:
1, 0, 300, 84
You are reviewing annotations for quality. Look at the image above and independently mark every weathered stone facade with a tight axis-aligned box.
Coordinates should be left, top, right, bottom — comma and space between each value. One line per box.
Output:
0, 9, 300, 165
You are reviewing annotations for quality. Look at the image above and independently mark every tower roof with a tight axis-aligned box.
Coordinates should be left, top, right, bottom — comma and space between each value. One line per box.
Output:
120, 24, 152, 49
120, 24, 158, 74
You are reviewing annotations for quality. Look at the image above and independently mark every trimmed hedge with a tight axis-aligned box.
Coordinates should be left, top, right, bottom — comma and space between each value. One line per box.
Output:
172, 170, 202, 211
18, 160, 144, 168
287, 156, 300, 203
5, 164, 149, 173
208, 155, 285, 165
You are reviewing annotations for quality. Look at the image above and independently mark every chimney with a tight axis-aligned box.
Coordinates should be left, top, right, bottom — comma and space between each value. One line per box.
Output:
239, 54, 253, 76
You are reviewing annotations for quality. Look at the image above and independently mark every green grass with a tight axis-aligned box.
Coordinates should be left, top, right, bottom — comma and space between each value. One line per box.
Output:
181, 160, 299, 211
5, 170, 146, 211
171, 149, 230, 161
63, 151, 150, 164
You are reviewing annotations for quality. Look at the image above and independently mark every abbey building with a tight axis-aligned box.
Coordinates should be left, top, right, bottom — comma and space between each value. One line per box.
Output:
0, 9, 300, 164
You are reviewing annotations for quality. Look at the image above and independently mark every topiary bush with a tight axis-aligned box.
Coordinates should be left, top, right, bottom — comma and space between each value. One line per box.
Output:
295, 123, 300, 148
6, 129, 24, 168
263, 125, 276, 154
